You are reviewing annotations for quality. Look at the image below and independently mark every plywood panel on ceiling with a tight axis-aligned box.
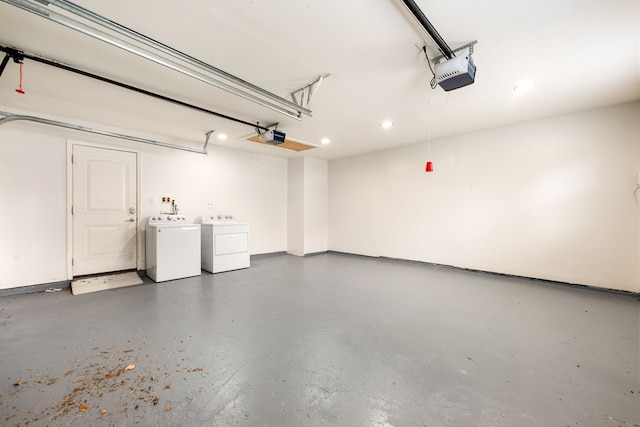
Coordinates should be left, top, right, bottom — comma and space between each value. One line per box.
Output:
247, 135, 316, 152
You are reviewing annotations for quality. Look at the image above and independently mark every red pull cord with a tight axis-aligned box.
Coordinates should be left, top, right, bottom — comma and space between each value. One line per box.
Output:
15, 61, 25, 94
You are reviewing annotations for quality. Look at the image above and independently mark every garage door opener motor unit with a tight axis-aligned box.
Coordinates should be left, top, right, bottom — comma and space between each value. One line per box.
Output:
434, 49, 476, 91
259, 129, 285, 144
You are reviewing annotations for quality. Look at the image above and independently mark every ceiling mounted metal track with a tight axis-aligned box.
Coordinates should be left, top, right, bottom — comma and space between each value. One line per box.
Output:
398, 0, 455, 59
0, 45, 270, 132
2, 0, 312, 120
0, 111, 208, 154
430, 40, 477, 63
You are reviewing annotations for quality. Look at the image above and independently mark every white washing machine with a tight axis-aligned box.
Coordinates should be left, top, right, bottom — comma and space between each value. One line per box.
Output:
146, 215, 201, 282
201, 215, 250, 273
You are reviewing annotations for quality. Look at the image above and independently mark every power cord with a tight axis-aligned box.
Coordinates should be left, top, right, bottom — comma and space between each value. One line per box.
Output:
422, 46, 437, 89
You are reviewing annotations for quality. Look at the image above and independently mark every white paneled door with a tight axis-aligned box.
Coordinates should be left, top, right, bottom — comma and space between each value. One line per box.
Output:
72, 145, 137, 276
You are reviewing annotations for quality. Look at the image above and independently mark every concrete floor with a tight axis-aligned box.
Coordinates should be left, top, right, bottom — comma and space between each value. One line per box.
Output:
0, 252, 638, 426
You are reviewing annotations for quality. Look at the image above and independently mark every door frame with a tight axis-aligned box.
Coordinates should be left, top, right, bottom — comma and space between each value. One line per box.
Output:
66, 139, 142, 279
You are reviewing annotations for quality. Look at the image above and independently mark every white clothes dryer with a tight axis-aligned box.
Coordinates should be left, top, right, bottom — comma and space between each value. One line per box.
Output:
146, 215, 201, 282
201, 215, 250, 273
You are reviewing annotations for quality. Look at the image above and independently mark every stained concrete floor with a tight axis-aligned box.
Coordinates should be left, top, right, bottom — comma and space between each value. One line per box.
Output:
0, 252, 638, 426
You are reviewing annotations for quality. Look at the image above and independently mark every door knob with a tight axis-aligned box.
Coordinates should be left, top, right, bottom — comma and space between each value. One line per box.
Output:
125, 218, 135, 222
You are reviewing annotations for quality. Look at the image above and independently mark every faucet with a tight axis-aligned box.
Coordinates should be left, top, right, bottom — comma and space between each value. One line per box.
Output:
161, 199, 180, 216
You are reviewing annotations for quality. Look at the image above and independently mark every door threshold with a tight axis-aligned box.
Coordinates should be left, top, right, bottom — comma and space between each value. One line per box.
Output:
72, 269, 138, 281
71, 271, 143, 296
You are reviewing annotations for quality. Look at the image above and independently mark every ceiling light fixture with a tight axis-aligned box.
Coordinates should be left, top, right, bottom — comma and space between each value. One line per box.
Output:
381, 120, 394, 129
217, 134, 228, 140
321, 138, 331, 145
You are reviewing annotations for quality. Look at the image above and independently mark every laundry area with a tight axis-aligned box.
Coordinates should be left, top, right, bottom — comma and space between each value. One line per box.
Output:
0, 0, 639, 426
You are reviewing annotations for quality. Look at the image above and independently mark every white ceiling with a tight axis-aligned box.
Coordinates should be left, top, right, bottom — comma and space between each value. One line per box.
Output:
0, 0, 638, 160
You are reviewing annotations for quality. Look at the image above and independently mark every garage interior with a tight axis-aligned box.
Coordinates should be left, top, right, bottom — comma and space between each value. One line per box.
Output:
0, 0, 639, 425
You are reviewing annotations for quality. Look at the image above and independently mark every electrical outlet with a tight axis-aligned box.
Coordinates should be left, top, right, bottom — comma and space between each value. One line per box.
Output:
207, 202, 214, 210
162, 197, 171, 203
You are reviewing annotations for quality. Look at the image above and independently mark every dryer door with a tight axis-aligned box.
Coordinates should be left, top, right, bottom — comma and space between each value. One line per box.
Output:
215, 232, 249, 255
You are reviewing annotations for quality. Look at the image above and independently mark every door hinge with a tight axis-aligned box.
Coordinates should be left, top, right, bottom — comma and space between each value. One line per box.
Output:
71, 154, 74, 163
71, 258, 74, 266
71, 205, 74, 215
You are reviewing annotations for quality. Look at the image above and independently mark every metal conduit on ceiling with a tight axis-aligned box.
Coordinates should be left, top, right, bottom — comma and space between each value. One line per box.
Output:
1, 0, 312, 120
0, 111, 210, 154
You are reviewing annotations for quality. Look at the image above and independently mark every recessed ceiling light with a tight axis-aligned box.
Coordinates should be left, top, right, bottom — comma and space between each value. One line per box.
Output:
217, 133, 228, 140
381, 120, 394, 129
321, 138, 331, 145
513, 81, 535, 94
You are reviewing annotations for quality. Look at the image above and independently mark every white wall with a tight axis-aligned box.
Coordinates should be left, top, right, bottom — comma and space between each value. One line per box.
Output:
329, 102, 640, 292
0, 122, 288, 290
287, 156, 329, 256
0, 125, 68, 289
303, 157, 328, 254
3, 102, 638, 292
287, 157, 304, 256
139, 142, 287, 257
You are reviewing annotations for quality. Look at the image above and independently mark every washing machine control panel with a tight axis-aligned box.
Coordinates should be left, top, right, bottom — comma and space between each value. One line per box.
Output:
148, 215, 190, 224
202, 214, 235, 224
